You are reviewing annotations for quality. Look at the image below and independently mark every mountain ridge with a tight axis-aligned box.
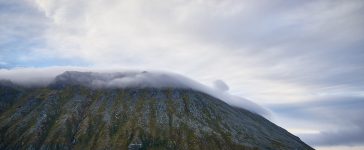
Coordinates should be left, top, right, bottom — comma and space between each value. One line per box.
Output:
0, 71, 313, 149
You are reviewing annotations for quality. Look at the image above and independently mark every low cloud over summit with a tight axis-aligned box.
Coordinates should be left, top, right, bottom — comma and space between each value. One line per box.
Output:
0, 67, 270, 117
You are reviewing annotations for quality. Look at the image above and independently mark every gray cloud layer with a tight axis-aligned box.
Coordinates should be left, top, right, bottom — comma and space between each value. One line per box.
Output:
270, 96, 364, 146
0, 67, 270, 117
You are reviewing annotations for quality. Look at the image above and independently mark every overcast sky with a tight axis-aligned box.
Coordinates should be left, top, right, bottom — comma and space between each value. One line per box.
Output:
1, 0, 364, 149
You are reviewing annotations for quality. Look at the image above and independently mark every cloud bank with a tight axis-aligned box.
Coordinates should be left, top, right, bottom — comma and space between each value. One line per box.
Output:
0, 67, 270, 117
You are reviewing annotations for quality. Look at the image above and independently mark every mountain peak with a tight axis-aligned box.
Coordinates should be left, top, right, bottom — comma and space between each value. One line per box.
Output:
48, 71, 270, 116
0, 83, 313, 149
50, 71, 195, 89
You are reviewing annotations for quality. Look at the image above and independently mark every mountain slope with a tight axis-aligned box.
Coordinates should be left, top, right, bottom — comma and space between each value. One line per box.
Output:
0, 71, 313, 150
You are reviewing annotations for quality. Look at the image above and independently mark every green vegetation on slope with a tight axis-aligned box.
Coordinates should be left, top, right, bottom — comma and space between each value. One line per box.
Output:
0, 85, 313, 150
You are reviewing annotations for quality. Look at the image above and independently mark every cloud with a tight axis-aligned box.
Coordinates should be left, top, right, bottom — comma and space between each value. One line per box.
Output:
213, 80, 229, 92
304, 128, 364, 147
22, 0, 364, 102
1, 0, 362, 104
0, 67, 270, 116
270, 96, 364, 147
0, 0, 50, 66
210, 79, 270, 117
316, 145, 364, 150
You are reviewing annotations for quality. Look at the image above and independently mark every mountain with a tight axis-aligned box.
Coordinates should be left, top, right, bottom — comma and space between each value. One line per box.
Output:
0, 71, 313, 150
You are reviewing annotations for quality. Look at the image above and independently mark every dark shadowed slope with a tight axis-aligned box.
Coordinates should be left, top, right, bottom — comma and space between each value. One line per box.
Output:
0, 71, 313, 150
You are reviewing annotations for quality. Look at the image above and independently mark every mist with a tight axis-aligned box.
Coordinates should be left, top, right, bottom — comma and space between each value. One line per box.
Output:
0, 67, 270, 117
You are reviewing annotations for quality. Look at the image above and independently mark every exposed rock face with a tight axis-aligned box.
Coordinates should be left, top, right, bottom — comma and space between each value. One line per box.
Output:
0, 72, 313, 150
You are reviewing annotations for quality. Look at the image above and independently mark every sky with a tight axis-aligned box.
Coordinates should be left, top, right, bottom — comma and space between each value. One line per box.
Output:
1, 0, 364, 149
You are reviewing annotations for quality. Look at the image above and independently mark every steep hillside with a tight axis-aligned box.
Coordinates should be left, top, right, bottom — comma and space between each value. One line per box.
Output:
0, 72, 313, 150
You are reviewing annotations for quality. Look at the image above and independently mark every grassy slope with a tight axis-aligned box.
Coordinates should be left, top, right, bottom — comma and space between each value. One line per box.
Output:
0, 86, 313, 150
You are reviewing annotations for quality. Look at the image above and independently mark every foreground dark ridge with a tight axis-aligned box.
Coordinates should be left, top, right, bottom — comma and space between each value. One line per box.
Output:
0, 72, 313, 150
